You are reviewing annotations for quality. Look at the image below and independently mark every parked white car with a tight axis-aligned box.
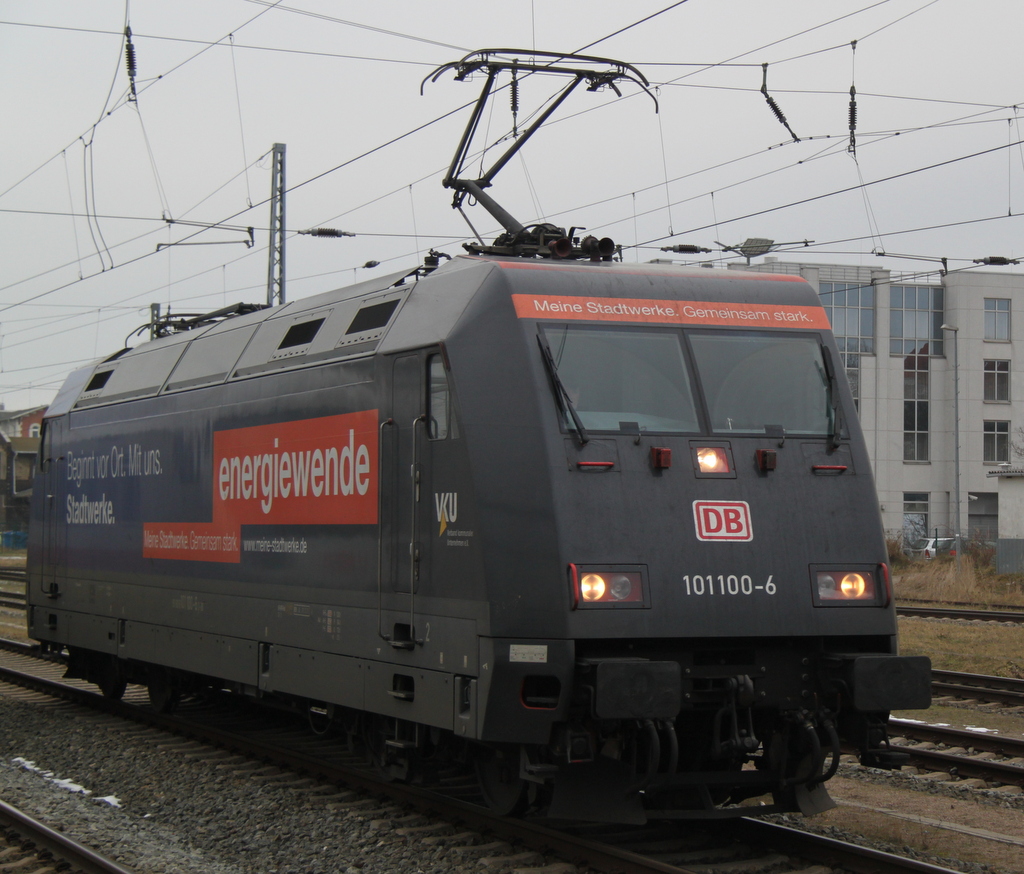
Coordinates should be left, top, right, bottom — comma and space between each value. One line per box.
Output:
906, 536, 956, 559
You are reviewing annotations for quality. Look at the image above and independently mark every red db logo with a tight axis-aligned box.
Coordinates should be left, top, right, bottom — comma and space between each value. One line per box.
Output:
693, 501, 753, 542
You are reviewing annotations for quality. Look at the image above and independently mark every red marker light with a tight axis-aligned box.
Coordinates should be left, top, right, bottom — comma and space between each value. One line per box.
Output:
651, 447, 672, 469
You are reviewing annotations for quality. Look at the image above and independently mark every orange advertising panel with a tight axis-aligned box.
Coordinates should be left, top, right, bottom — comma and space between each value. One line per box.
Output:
512, 294, 830, 330
143, 409, 378, 563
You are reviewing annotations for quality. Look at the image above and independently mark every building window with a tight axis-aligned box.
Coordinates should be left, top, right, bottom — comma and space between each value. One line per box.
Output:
903, 492, 928, 542
984, 360, 1009, 402
28, 423, 41, 438
984, 298, 1010, 341
819, 281, 874, 407
984, 420, 1010, 463
903, 350, 929, 461
890, 285, 943, 356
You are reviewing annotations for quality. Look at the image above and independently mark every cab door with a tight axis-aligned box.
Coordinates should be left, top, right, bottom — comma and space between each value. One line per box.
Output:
38, 418, 66, 596
380, 352, 431, 647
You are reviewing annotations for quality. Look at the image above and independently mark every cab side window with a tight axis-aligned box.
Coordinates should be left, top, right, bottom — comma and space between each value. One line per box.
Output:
427, 354, 450, 440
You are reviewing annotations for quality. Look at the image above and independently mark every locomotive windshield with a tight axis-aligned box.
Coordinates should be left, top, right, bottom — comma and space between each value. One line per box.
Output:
546, 326, 700, 433
544, 325, 834, 437
689, 331, 833, 436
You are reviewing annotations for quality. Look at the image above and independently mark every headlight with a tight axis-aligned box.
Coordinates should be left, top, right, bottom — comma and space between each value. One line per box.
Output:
696, 447, 730, 473
570, 566, 646, 608
608, 574, 634, 600
581, 573, 606, 601
814, 568, 877, 604
840, 573, 868, 598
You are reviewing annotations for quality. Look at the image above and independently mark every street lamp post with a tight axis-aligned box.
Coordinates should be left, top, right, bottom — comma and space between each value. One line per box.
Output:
941, 324, 961, 569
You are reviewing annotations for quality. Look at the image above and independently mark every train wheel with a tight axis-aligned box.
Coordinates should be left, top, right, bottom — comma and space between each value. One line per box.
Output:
360, 714, 394, 779
475, 747, 527, 816
147, 669, 181, 714
94, 657, 126, 701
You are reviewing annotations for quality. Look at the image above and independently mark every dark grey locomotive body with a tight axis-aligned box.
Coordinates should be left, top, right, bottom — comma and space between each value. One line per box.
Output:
28, 255, 930, 821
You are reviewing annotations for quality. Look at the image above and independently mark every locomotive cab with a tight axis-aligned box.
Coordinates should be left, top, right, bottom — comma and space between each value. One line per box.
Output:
432, 255, 931, 820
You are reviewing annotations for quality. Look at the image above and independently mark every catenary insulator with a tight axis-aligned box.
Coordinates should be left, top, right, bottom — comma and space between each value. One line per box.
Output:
125, 27, 137, 79
299, 228, 355, 238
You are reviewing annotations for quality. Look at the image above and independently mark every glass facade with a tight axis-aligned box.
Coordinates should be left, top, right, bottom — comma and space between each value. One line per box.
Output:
819, 281, 873, 405
903, 350, 929, 461
890, 286, 944, 356
890, 285, 943, 462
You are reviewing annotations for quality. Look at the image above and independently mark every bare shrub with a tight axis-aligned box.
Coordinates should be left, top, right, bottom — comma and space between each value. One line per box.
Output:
886, 532, 910, 569
894, 554, 978, 603
963, 536, 995, 567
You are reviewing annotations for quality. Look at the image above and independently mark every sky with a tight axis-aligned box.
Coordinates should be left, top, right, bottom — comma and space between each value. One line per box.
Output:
2, 0, 1024, 411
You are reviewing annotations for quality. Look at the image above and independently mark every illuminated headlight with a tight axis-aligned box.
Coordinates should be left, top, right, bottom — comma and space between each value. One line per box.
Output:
581, 573, 607, 601
696, 447, 730, 474
815, 570, 876, 603
570, 566, 646, 608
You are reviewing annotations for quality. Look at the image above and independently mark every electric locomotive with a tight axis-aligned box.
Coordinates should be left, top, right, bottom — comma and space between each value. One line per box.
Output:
27, 51, 931, 823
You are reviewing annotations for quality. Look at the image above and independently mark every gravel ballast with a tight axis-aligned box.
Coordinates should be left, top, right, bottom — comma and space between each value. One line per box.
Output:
0, 693, 489, 873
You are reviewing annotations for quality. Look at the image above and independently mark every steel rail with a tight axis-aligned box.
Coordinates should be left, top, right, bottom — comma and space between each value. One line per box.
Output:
735, 818, 966, 874
889, 718, 1024, 785
0, 655, 964, 874
898, 596, 1024, 611
931, 669, 1024, 707
896, 605, 1024, 624
0, 798, 137, 874
890, 718, 1024, 755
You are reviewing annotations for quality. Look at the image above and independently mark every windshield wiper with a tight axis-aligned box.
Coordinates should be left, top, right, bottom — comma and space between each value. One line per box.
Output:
820, 345, 845, 450
537, 335, 589, 445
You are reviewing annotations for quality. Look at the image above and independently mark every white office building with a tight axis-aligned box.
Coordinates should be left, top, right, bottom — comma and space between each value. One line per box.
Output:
734, 259, 1024, 545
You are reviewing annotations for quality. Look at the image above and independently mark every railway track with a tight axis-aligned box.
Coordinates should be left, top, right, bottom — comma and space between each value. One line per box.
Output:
0, 591, 25, 611
931, 669, 1024, 708
0, 568, 26, 612
896, 604, 1024, 624
0, 797, 136, 874
888, 718, 1024, 784
0, 640, 969, 874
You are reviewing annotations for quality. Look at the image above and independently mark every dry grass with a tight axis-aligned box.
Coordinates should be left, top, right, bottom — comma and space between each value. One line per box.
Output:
893, 553, 1024, 678
894, 554, 1024, 607
897, 616, 1024, 678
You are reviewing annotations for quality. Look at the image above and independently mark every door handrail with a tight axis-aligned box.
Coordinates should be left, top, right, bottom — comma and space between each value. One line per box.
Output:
377, 417, 394, 643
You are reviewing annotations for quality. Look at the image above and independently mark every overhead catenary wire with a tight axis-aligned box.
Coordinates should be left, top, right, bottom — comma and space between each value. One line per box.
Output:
634, 137, 1024, 250
229, 33, 254, 208
6, 97, 1023, 334
2, 0, 1024, 411
60, 150, 85, 280
8, 115, 1022, 341
0, 1, 287, 205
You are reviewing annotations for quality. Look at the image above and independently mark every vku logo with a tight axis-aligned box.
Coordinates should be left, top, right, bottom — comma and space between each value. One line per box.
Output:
435, 492, 458, 536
